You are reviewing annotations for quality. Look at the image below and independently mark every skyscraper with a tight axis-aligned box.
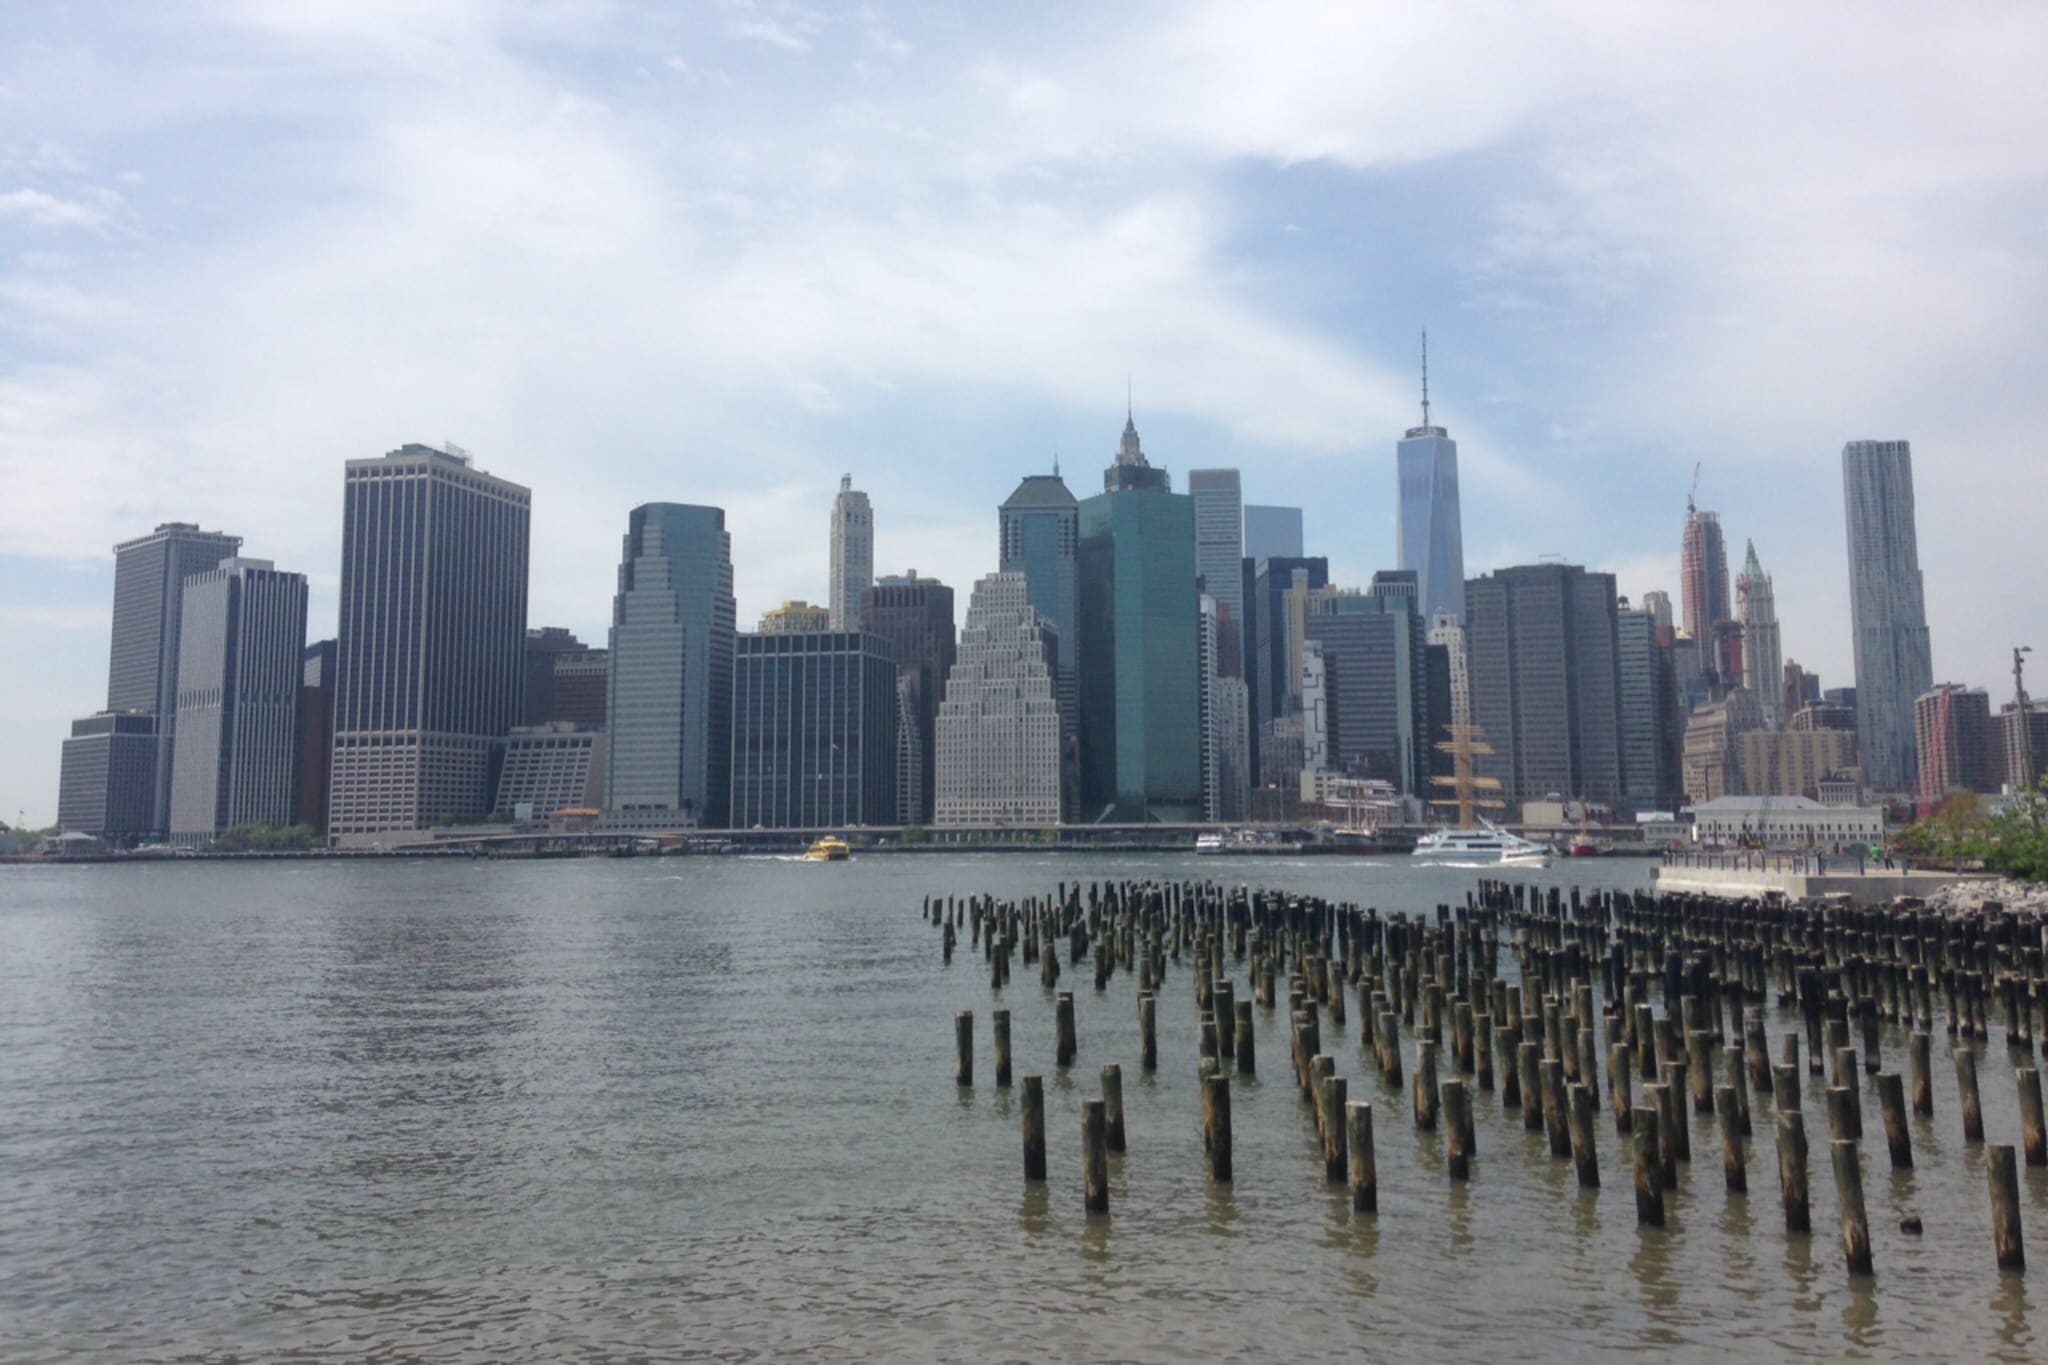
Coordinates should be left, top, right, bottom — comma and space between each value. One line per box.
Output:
1245, 555, 1329, 782
1188, 469, 1244, 671
1641, 590, 1676, 639
1464, 563, 1625, 808
828, 475, 874, 631
999, 470, 1080, 816
604, 503, 736, 828
1737, 540, 1784, 727
329, 444, 529, 839
1395, 334, 1465, 624
1243, 505, 1304, 563
1681, 504, 1737, 686
860, 571, 956, 825
1078, 411, 1201, 822
56, 711, 157, 842
1914, 684, 1998, 804
934, 572, 1062, 826
297, 640, 337, 834
1844, 439, 1934, 793
1198, 593, 1250, 820
524, 627, 609, 729
1304, 572, 1430, 795
729, 630, 899, 829
168, 558, 308, 844
105, 521, 244, 832
1617, 606, 1682, 810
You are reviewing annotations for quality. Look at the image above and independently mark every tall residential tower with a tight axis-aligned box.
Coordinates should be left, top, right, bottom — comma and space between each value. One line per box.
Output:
1843, 439, 1933, 792
828, 475, 874, 631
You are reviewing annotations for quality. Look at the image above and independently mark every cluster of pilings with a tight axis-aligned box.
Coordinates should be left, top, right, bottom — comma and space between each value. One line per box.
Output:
923, 879, 2046, 1276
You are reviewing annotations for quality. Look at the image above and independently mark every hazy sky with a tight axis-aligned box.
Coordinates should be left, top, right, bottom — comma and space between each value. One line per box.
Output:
3, 1, 2044, 825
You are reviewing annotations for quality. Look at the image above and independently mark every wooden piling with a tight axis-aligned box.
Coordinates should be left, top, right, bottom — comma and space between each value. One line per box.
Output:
1541, 1058, 1571, 1158
1909, 1031, 1933, 1115
1660, 1061, 1691, 1162
1568, 1082, 1600, 1188
1650, 1081, 1679, 1187
1416, 1039, 1441, 1130
1138, 992, 1157, 1072
1519, 1041, 1542, 1131
1056, 991, 1077, 1069
1022, 1074, 1047, 1181
1778, 1109, 1811, 1234
1445, 1078, 1475, 1181
1633, 1105, 1665, 1227
1833, 1047, 1862, 1137
1324, 1074, 1349, 1181
1235, 999, 1256, 1074
1832, 1138, 1874, 1276
956, 1010, 973, 1086
1347, 1100, 1376, 1212
1102, 1063, 1126, 1153
1989, 1143, 2025, 1271
994, 1009, 1012, 1088
1716, 1085, 1746, 1194
1082, 1097, 1110, 1213
1876, 1071, 1912, 1169
2018, 1067, 2047, 1167
1204, 1073, 1233, 1182
1956, 1046, 1984, 1143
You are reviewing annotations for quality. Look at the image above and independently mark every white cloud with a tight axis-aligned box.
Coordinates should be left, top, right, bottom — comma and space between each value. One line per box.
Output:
0, 186, 112, 230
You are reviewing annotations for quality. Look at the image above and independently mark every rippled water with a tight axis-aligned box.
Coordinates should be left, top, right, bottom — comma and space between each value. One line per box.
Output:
1, 854, 2042, 1361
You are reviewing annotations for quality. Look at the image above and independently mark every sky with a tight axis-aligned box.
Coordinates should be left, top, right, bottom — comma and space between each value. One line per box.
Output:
2, 1, 2044, 826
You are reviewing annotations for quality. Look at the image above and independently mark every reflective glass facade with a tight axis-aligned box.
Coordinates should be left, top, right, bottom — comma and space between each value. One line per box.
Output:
729, 631, 899, 829
1396, 425, 1464, 625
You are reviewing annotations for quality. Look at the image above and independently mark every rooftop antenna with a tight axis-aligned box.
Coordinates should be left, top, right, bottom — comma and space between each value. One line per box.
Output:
1420, 328, 1431, 428
1126, 374, 1133, 421
1053, 444, 1060, 478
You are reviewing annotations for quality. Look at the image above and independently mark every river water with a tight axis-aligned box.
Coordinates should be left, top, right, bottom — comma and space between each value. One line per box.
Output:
1, 854, 2041, 1361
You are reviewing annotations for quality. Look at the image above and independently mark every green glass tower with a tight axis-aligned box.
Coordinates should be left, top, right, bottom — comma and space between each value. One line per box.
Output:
1077, 412, 1201, 822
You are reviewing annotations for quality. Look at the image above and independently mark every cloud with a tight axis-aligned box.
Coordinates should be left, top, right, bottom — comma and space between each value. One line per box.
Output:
0, 186, 114, 230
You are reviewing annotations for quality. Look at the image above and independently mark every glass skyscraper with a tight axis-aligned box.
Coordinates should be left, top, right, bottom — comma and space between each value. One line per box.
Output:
1395, 349, 1465, 624
1843, 439, 1933, 792
1188, 468, 1244, 673
605, 503, 736, 827
329, 444, 529, 838
1243, 504, 1303, 562
729, 630, 899, 829
999, 471, 1080, 816
1077, 415, 1200, 822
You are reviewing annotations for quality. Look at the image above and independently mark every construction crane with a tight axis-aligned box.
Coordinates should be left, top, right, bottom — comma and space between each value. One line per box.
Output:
1687, 460, 1702, 516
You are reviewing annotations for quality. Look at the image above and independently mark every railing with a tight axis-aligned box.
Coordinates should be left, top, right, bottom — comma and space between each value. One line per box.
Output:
1659, 849, 1901, 877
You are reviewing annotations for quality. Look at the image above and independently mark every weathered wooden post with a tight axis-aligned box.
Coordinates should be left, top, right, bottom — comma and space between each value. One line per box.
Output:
1518, 1041, 1543, 1131
1347, 1099, 1377, 1212
1445, 1078, 1475, 1181
1773, 1062, 1801, 1114
2017, 1067, 2047, 1167
1541, 1058, 1571, 1158
1475, 1011, 1495, 1091
1724, 1045, 1752, 1136
1716, 1085, 1746, 1194
1057, 991, 1078, 1069
1832, 1139, 1874, 1277
1833, 1048, 1862, 1137
956, 1010, 974, 1086
1204, 1073, 1233, 1182
1022, 1074, 1047, 1181
1324, 1074, 1350, 1181
1415, 1039, 1441, 1130
1956, 1047, 1984, 1143
1688, 1030, 1715, 1107
1102, 1063, 1127, 1153
1633, 1105, 1665, 1227
1875, 1071, 1912, 1169
1082, 1098, 1110, 1213
1235, 999, 1255, 1074
1990, 1143, 2025, 1270
1909, 1031, 1933, 1115
1778, 1109, 1811, 1235
1610, 1042, 1633, 1134
1568, 1082, 1600, 1188
994, 1009, 1012, 1088
1660, 1061, 1691, 1162
1138, 992, 1158, 1072
1651, 1081, 1680, 1187
1214, 980, 1236, 1059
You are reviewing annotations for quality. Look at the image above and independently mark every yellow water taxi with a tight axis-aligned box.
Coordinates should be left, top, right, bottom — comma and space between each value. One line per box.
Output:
804, 836, 851, 861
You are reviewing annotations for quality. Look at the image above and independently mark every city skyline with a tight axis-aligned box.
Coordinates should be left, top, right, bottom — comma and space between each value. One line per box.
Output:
4, 3, 2046, 823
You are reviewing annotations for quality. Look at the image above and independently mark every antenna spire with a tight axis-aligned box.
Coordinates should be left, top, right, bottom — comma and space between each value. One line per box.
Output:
1053, 443, 1060, 478
1420, 328, 1431, 428
1126, 374, 1132, 421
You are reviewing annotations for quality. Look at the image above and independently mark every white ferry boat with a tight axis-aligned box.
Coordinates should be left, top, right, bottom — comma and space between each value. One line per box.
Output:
1411, 820, 1553, 868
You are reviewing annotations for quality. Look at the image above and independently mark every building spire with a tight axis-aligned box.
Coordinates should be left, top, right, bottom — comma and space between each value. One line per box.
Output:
1420, 328, 1431, 429
1053, 444, 1060, 478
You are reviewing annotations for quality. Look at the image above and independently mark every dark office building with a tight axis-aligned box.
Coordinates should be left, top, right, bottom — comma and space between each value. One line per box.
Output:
1464, 563, 1625, 808
106, 521, 244, 832
524, 627, 610, 729
1304, 572, 1429, 794
1245, 555, 1329, 781
297, 640, 337, 834
999, 471, 1081, 815
729, 631, 900, 829
329, 444, 530, 838
56, 710, 159, 842
168, 559, 309, 845
860, 572, 956, 824
1618, 606, 1683, 811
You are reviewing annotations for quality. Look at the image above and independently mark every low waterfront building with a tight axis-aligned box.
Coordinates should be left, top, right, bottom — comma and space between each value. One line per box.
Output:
1684, 794, 1884, 850
57, 710, 158, 843
494, 723, 607, 818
